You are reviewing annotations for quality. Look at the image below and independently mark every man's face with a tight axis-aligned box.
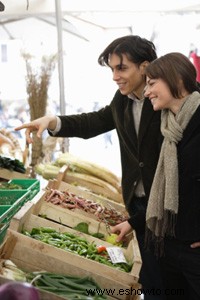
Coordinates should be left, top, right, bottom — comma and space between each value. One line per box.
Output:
108, 53, 147, 99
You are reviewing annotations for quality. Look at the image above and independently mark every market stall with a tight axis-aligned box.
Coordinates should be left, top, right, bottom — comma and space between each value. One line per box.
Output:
0, 150, 142, 300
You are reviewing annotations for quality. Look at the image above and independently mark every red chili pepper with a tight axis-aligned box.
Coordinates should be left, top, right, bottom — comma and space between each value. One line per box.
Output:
97, 245, 107, 253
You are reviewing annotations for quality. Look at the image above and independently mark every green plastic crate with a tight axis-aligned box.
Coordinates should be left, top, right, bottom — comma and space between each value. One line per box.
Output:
2, 179, 40, 200
0, 205, 14, 223
0, 190, 30, 216
0, 222, 9, 245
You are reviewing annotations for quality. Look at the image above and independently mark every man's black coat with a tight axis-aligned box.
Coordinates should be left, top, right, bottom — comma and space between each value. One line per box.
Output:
50, 90, 163, 233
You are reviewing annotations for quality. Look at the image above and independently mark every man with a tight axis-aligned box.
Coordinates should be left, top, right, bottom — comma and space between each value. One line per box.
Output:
15, 35, 164, 299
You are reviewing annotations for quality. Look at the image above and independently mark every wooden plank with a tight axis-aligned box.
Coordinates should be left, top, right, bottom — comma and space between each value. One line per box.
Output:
0, 168, 29, 180
9, 190, 46, 232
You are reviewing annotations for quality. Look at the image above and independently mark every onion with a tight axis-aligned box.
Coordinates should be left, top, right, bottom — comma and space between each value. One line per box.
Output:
0, 282, 40, 300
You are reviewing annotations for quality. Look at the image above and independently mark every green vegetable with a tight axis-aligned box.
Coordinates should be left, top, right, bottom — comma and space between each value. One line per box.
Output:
0, 156, 26, 173
23, 227, 132, 272
27, 271, 107, 299
73, 222, 89, 234
0, 182, 22, 189
91, 233, 105, 239
73, 222, 105, 240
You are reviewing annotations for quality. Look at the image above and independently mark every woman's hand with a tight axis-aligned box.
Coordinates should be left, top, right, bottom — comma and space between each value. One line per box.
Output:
110, 221, 133, 242
15, 116, 57, 144
190, 242, 200, 248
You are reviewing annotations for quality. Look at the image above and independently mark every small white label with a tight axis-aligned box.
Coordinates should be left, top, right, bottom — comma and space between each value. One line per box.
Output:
106, 247, 127, 264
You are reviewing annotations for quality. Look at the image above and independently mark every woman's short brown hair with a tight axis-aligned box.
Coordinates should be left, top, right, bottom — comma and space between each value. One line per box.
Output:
145, 52, 200, 98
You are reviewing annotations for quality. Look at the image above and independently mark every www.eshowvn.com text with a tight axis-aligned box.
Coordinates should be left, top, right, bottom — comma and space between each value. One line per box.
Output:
86, 287, 185, 297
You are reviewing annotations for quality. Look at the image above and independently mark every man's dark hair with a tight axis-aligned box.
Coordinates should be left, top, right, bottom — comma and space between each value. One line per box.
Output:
98, 35, 157, 67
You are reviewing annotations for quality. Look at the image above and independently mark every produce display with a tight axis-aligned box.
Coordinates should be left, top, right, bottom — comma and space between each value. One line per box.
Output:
22, 227, 132, 273
0, 155, 26, 174
27, 272, 107, 300
44, 188, 128, 226
0, 182, 23, 190
0, 152, 141, 299
0, 259, 107, 299
73, 222, 105, 239
35, 152, 123, 202
73, 222, 125, 247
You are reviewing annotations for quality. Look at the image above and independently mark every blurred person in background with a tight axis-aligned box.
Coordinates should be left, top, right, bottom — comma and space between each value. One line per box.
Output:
15, 35, 164, 299
0, 132, 14, 149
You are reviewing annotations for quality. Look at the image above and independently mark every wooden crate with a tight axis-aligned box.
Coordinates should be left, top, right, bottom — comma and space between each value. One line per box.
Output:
11, 189, 128, 240
0, 168, 29, 180
51, 179, 126, 213
45, 179, 127, 233
2, 229, 141, 300
8, 198, 142, 300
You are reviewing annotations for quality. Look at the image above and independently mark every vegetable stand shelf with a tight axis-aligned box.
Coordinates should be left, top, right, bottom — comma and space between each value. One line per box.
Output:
0, 167, 29, 180
0, 190, 31, 245
8, 192, 142, 300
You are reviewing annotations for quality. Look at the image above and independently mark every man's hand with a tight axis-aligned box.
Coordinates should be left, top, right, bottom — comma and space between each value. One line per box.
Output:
15, 116, 57, 144
110, 221, 132, 242
190, 242, 200, 248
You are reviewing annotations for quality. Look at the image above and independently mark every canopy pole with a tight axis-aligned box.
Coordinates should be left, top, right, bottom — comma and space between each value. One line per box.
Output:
55, 0, 69, 152
55, 0, 65, 115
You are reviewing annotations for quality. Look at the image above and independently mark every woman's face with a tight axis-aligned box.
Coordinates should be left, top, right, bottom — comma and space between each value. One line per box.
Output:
144, 77, 175, 111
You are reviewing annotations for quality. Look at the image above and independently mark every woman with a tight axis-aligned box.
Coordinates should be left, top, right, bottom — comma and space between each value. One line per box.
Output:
144, 52, 200, 300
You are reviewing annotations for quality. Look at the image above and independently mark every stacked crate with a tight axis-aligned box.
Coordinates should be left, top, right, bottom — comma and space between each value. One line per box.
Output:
0, 179, 40, 244
0, 178, 142, 300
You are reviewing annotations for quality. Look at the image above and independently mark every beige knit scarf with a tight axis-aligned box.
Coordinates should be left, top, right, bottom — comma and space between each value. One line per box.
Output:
146, 91, 200, 242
